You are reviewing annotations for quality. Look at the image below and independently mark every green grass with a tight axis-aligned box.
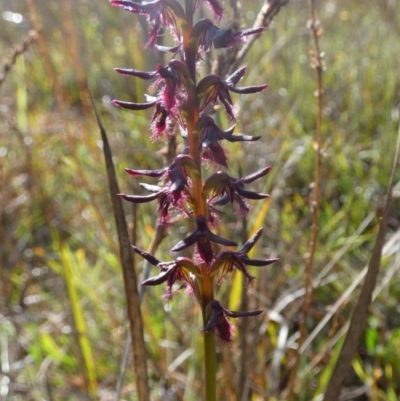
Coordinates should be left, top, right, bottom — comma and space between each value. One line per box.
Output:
1, 0, 400, 400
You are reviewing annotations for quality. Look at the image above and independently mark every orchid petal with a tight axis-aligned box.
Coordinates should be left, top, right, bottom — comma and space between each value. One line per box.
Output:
131, 245, 161, 266
114, 68, 157, 79
224, 309, 263, 318
240, 257, 279, 266
226, 83, 269, 94
234, 185, 270, 200
239, 227, 263, 253
226, 67, 246, 85
112, 99, 156, 110
240, 166, 272, 183
141, 267, 173, 286
125, 168, 166, 177
117, 192, 160, 203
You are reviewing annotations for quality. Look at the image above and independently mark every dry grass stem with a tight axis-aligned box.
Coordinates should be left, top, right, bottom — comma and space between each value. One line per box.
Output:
91, 95, 150, 401
323, 117, 400, 401
287, 0, 324, 397
0, 30, 37, 90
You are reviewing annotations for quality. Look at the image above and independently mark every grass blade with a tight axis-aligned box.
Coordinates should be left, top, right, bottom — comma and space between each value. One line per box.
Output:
60, 244, 97, 397
90, 94, 150, 401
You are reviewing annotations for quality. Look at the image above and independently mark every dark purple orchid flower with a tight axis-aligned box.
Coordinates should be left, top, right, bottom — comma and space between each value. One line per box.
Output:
212, 26, 266, 49
190, 19, 220, 56
119, 183, 189, 226
132, 245, 199, 299
190, 19, 266, 55
113, 60, 191, 138
112, 96, 176, 140
171, 215, 237, 263
110, 0, 278, 350
110, 0, 186, 47
204, 300, 263, 342
203, 167, 271, 214
115, 60, 191, 111
197, 68, 268, 119
212, 227, 278, 284
194, 116, 261, 167
119, 155, 197, 224
125, 154, 197, 193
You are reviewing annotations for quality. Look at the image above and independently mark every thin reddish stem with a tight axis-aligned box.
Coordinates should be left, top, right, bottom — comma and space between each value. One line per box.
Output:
183, 1, 216, 400
287, 0, 324, 398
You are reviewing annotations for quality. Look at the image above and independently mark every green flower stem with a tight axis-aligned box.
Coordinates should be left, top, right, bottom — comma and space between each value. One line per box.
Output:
201, 272, 217, 401
203, 331, 217, 401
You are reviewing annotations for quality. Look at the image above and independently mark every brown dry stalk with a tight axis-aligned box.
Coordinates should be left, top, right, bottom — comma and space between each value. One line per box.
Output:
322, 118, 400, 401
114, 136, 176, 400
287, 0, 324, 398
0, 30, 38, 90
114, 223, 167, 401
91, 94, 150, 401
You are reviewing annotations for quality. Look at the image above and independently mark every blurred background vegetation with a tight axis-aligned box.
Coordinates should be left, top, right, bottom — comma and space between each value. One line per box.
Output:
1, 0, 400, 400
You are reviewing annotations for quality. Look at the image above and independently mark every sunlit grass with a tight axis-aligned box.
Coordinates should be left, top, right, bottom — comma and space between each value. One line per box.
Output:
1, 0, 399, 399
